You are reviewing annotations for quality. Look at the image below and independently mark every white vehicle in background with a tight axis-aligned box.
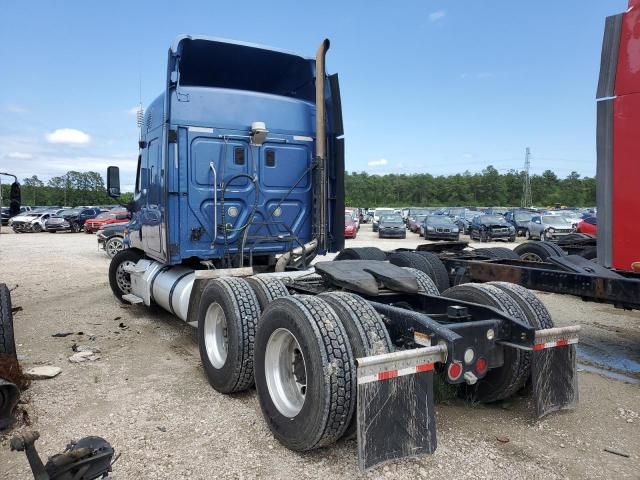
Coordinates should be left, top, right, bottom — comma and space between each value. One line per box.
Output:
372, 208, 395, 232
8, 212, 54, 233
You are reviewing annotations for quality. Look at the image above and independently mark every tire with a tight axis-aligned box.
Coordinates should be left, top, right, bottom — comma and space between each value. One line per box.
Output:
441, 283, 531, 402
254, 295, 355, 451
542, 241, 568, 257
105, 236, 125, 258
48, 230, 56, 233
540, 231, 547, 242
71, 222, 82, 233
402, 267, 440, 295
524, 229, 531, 240
480, 230, 488, 242
32, 223, 42, 233
488, 282, 553, 329
108, 248, 144, 302
334, 247, 387, 261
197, 277, 261, 394
514, 241, 565, 263
318, 292, 393, 438
413, 251, 450, 292
388, 251, 435, 279
401, 232, 406, 239
246, 275, 290, 312
0, 284, 16, 355
474, 247, 520, 261
508, 235, 516, 242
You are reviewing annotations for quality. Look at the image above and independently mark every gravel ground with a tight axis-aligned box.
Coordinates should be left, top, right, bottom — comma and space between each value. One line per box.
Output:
0, 226, 638, 479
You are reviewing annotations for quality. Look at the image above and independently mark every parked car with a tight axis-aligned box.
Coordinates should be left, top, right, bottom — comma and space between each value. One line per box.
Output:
576, 216, 597, 235
344, 214, 357, 239
420, 215, 460, 241
525, 214, 574, 241
45, 207, 102, 233
468, 215, 516, 242
450, 209, 477, 234
372, 208, 395, 232
2, 205, 32, 225
97, 222, 129, 258
84, 210, 129, 234
378, 215, 406, 239
504, 209, 536, 236
345, 208, 360, 231
408, 214, 428, 233
406, 208, 433, 228
9, 211, 54, 233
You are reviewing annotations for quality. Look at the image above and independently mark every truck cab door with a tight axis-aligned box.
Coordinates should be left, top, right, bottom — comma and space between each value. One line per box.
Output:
141, 137, 164, 257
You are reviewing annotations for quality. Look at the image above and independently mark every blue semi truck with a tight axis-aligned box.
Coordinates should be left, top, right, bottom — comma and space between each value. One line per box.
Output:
106, 37, 580, 470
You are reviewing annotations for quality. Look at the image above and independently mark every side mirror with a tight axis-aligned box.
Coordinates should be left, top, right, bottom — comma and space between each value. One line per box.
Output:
107, 166, 121, 198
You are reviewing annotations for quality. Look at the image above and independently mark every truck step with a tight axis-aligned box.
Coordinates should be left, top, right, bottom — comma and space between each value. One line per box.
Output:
122, 294, 144, 305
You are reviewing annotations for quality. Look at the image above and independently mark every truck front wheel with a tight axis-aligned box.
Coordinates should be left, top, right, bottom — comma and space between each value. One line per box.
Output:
108, 249, 143, 302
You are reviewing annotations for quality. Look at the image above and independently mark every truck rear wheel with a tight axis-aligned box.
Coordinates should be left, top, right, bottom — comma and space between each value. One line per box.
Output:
254, 296, 355, 451
0, 284, 16, 355
402, 267, 440, 295
413, 251, 451, 291
318, 292, 393, 439
197, 278, 260, 394
108, 249, 144, 302
488, 282, 553, 329
246, 276, 290, 312
441, 283, 531, 403
513, 241, 565, 263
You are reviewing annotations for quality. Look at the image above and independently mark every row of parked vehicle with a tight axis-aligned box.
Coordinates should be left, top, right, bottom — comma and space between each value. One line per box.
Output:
5, 206, 129, 234
349, 205, 597, 243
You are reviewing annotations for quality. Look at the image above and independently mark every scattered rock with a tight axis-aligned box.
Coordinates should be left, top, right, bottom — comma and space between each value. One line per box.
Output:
157, 426, 167, 432
496, 436, 510, 443
76, 345, 101, 353
51, 332, 74, 338
25, 366, 61, 379
69, 351, 101, 363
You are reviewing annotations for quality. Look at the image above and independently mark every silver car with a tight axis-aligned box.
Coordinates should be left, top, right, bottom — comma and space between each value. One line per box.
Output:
525, 215, 574, 241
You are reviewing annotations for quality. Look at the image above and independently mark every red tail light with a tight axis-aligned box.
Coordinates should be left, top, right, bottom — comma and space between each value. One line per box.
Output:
475, 357, 488, 375
447, 362, 463, 381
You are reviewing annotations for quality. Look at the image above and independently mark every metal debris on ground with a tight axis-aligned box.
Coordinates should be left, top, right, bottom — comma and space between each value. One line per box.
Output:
603, 447, 630, 458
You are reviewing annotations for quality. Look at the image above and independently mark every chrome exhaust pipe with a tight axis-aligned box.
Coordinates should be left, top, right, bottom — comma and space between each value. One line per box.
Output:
275, 239, 319, 272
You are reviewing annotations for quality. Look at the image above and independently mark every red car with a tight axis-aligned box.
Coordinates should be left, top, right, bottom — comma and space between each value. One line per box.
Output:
576, 217, 597, 236
84, 211, 129, 234
344, 214, 357, 239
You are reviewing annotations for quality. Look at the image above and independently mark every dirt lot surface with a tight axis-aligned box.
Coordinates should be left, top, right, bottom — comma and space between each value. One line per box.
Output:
1, 225, 638, 479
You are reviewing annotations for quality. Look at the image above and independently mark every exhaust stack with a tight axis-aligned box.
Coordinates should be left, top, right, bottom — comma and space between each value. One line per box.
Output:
314, 39, 330, 252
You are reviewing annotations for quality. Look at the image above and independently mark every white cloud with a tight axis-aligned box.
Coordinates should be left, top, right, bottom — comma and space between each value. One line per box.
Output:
429, 10, 446, 22
6, 152, 33, 160
46, 128, 91, 145
127, 106, 141, 116
368, 158, 388, 167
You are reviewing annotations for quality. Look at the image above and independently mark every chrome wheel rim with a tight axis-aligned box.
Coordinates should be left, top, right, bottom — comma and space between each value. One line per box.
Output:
264, 328, 307, 418
107, 238, 124, 257
115, 260, 135, 293
521, 252, 543, 262
204, 303, 228, 369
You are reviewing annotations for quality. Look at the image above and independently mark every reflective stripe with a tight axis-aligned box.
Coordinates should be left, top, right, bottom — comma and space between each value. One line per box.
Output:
358, 362, 435, 385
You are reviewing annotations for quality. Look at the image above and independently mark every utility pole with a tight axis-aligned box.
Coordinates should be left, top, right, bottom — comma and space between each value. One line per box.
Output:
521, 147, 532, 208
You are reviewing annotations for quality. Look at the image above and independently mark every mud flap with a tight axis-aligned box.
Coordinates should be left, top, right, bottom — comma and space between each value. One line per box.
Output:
530, 326, 580, 418
356, 345, 446, 470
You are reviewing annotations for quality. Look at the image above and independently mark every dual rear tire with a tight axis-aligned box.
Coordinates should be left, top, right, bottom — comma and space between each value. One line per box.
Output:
196, 276, 392, 451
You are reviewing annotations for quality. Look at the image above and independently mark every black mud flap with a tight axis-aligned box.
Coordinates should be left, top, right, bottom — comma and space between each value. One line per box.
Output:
356, 346, 446, 470
0, 378, 20, 429
530, 326, 580, 418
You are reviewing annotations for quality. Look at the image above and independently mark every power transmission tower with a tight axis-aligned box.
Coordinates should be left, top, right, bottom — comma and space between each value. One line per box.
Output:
521, 147, 533, 208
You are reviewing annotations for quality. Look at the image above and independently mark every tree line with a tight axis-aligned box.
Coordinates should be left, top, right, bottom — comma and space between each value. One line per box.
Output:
1, 165, 596, 210
0, 171, 132, 208
345, 166, 596, 208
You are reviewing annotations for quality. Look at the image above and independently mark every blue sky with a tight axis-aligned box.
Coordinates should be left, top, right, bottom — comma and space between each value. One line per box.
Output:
0, 0, 625, 190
